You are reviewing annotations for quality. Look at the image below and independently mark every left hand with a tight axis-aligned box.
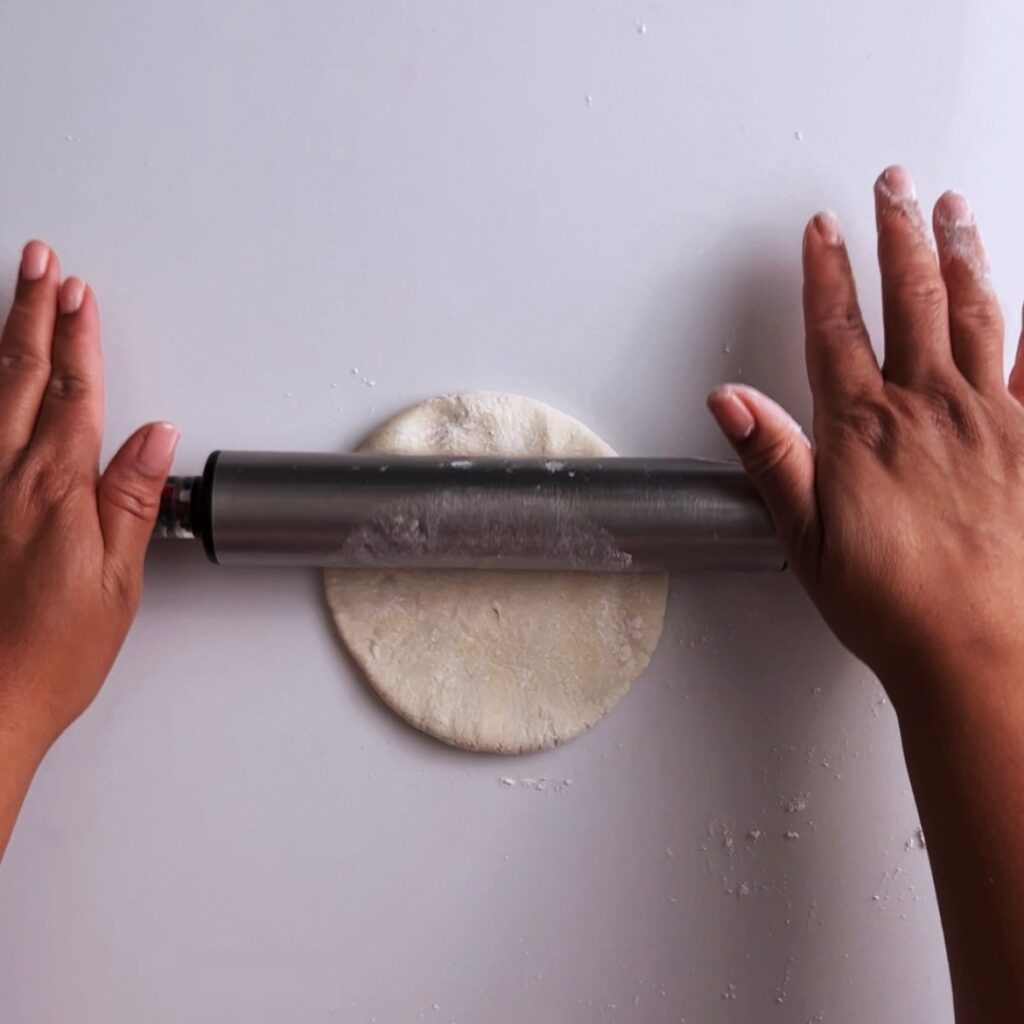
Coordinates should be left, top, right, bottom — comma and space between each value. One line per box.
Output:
0, 240, 179, 756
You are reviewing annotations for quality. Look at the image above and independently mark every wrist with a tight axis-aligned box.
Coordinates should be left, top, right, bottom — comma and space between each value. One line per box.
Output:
0, 694, 52, 865
0, 686, 58, 772
879, 650, 1024, 729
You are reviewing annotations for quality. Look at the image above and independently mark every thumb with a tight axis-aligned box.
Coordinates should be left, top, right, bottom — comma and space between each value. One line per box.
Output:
706, 384, 818, 559
98, 422, 180, 600
1008, 305, 1024, 404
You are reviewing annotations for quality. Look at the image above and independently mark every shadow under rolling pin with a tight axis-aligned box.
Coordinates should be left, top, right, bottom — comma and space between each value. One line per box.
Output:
154, 451, 783, 572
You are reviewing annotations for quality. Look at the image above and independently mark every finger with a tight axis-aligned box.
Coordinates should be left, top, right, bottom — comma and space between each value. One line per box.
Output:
932, 191, 1003, 392
0, 241, 62, 455
802, 211, 880, 407
98, 422, 180, 607
706, 384, 818, 562
30, 278, 104, 467
874, 165, 953, 385
1008, 305, 1024, 404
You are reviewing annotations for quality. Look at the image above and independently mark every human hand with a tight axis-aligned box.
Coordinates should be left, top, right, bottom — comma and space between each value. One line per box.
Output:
707, 166, 1024, 705
0, 241, 179, 756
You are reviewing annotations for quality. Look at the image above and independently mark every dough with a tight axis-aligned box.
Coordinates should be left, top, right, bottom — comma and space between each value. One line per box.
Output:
324, 392, 668, 753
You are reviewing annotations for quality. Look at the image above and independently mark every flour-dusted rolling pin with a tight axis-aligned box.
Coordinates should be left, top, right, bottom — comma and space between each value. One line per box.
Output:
154, 451, 783, 572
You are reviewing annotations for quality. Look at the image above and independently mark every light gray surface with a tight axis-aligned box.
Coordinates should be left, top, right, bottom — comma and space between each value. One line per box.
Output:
0, 1, 1020, 1020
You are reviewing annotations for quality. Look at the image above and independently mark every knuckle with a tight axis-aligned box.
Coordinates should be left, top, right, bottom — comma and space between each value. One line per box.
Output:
834, 396, 900, 461
953, 297, 1002, 336
46, 373, 92, 401
0, 349, 50, 378
742, 431, 799, 480
889, 273, 947, 315
915, 384, 980, 444
103, 474, 160, 523
808, 301, 865, 342
13, 456, 90, 514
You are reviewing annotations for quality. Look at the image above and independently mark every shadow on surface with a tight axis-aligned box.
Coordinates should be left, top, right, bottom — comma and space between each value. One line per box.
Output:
662, 232, 862, 1005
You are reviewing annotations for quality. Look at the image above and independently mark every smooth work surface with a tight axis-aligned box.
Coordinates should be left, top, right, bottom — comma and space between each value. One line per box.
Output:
2, 1, 1020, 1020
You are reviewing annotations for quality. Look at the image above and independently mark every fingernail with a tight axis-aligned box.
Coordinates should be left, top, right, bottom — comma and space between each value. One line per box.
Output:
938, 190, 974, 227
58, 277, 86, 315
877, 165, 916, 200
138, 422, 180, 477
21, 240, 50, 281
814, 211, 843, 245
707, 387, 756, 442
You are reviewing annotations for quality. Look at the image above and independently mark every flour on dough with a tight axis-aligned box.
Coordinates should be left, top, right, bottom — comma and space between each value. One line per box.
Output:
324, 392, 668, 753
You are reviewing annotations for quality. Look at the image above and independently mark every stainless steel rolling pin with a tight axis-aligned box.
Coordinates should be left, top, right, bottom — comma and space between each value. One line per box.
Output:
154, 451, 783, 572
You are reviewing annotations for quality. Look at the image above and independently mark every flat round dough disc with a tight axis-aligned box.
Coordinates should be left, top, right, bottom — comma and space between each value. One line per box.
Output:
324, 392, 668, 753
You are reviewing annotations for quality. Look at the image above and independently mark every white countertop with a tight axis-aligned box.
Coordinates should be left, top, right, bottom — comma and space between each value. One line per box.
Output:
3, 2, 1020, 1020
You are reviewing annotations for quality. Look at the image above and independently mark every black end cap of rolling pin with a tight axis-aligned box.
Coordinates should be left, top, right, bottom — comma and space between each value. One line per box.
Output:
195, 451, 221, 564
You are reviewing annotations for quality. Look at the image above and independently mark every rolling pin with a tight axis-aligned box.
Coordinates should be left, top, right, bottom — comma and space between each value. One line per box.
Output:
155, 451, 783, 572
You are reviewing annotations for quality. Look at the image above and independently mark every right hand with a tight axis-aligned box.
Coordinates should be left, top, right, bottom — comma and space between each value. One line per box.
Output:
708, 166, 1024, 705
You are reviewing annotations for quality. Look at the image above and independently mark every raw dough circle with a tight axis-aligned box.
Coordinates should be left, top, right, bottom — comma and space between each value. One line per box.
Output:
324, 392, 668, 753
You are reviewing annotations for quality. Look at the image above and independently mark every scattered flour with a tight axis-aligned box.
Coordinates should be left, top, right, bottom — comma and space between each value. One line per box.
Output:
874, 171, 935, 252
905, 826, 927, 851
499, 776, 574, 793
775, 957, 796, 1005
780, 794, 809, 814
934, 195, 992, 286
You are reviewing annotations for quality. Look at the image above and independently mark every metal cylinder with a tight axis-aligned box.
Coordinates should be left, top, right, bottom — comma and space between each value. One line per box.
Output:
155, 451, 783, 572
